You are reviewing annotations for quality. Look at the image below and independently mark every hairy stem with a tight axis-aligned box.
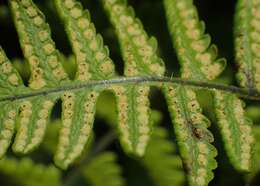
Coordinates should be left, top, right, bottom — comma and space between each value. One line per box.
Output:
1, 76, 260, 102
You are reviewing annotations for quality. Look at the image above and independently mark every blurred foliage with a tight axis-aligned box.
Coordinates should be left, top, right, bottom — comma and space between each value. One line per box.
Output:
142, 127, 185, 186
250, 125, 260, 179
82, 152, 125, 186
0, 158, 61, 186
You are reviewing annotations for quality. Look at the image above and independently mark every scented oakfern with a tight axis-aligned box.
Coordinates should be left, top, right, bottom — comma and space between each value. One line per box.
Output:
0, 0, 259, 186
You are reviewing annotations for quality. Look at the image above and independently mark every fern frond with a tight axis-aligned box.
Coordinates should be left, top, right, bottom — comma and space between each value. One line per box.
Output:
13, 97, 56, 154
102, 0, 165, 77
55, 90, 98, 169
0, 48, 24, 92
6, 0, 98, 168
163, 1, 220, 185
82, 152, 125, 186
0, 0, 258, 178
234, 0, 260, 91
0, 48, 24, 157
164, 0, 254, 174
53, 0, 117, 168
164, 86, 217, 186
211, 0, 257, 171
213, 92, 254, 171
10, 0, 69, 89
110, 84, 152, 156
102, 0, 165, 156
8, 0, 66, 154
142, 127, 185, 186
163, 0, 226, 80
54, 0, 115, 80
0, 157, 61, 186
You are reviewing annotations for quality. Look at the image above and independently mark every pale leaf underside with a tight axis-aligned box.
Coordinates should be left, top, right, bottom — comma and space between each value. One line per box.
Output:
0, 1, 257, 186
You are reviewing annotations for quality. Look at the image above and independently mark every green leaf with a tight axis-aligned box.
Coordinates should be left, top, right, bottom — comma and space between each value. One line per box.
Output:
250, 125, 260, 179
163, 0, 220, 185
55, 90, 99, 169
52, 0, 117, 168
142, 127, 185, 186
41, 119, 60, 154
163, 0, 254, 176
0, 157, 61, 186
0, 103, 18, 157
213, 91, 254, 171
163, 0, 226, 80
103, 0, 165, 156
8, 3, 67, 156
111, 84, 152, 156
13, 97, 55, 153
96, 91, 118, 126
0, 48, 24, 157
82, 152, 125, 186
0, 0, 257, 178
164, 85, 217, 186
10, 0, 68, 89
234, 0, 260, 91
0, 47, 24, 93
102, 0, 165, 76
54, 0, 115, 81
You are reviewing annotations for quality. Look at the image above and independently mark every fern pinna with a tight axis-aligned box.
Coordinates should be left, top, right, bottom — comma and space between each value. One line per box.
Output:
0, 0, 259, 186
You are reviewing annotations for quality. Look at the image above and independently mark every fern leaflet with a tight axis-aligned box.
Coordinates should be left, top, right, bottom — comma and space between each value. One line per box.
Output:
234, 0, 260, 91
163, 0, 254, 173
102, 0, 165, 156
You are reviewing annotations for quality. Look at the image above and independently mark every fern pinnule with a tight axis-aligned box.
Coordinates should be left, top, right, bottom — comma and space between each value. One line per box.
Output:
54, 90, 98, 169
54, 0, 115, 81
0, 47, 26, 156
9, 0, 62, 154
53, 0, 116, 168
163, 0, 226, 81
164, 0, 254, 173
213, 92, 254, 171
0, 102, 17, 157
13, 97, 56, 154
163, 0, 220, 185
234, 0, 260, 91
102, 0, 165, 77
163, 85, 217, 186
103, 0, 164, 156
211, 0, 257, 172
0, 47, 24, 90
10, 0, 68, 90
